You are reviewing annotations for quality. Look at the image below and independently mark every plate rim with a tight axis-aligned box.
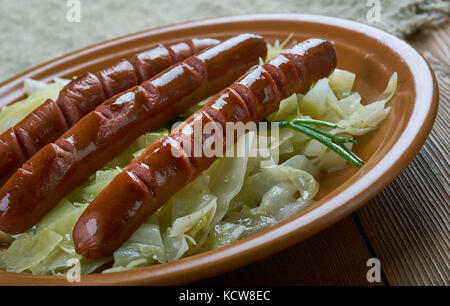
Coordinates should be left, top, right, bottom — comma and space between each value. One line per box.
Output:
0, 13, 439, 285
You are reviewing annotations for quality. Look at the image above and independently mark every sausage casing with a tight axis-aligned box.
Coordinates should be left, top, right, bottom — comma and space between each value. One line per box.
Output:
0, 39, 219, 186
73, 38, 336, 258
14, 99, 68, 158
0, 34, 267, 235
0, 129, 26, 187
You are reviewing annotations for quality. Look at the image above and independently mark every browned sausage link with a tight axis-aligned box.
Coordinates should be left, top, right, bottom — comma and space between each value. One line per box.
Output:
96, 59, 138, 99
72, 140, 194, 256
0, 98, 67, 187
0, 128, 26, 187
0, 39, 219, 186
72, 38, 336, 259
0, 34, 266, 235
13, 99, 68, 158
129, 38, 220, 83
58, 38, 219, 126
56, 72, 106, 126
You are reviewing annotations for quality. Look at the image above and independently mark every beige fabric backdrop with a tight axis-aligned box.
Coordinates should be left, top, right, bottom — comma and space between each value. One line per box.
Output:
0, 0, 448, 82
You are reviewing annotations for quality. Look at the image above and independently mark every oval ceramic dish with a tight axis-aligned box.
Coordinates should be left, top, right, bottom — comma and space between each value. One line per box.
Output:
0, 14, 438, 285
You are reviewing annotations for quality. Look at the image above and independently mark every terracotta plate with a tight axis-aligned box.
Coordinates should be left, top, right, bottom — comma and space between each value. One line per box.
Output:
0, 14, 438, 285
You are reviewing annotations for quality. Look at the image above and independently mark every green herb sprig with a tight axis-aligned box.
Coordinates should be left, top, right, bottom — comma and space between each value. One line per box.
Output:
277, 119, 364, 168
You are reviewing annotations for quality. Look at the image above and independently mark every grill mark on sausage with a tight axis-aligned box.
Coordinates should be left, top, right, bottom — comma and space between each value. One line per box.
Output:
184, 57, 208, 81
170, 42, 194, 62
6, 128, 28, 165
171, 114, 223, 172
126, 164, 157, 198
185, 40, 196, 55
71, 38, 338, 259
263, 55, 301, 98
0, 128, 27, 178
230, 66, 280, 121
142, 62, 203, 109
129, 44, 174, 83
0, 39, 219, 192
229, 83, 258, 119
13, 99, 69, 158
164, 45, 178, 66
19, 162, 33, 175
54, 137, 76, 154
56, 73, 107, 126
96, 59, 139, 99
206, 88, 251, 123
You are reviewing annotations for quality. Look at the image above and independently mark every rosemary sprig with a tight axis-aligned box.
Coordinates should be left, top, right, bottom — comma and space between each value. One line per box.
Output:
339, 141, 364, 164
278, 119, 364, 168
295, 122, 357, 144
165, 115, 364, 167
291, 118, 338, 128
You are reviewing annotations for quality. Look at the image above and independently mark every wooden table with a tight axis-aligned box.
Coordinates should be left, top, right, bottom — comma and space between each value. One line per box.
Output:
198, 24, 450, 286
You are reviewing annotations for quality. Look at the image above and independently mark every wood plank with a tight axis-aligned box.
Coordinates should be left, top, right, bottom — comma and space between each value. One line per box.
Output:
197, 216, 383, 286
407, 25, 450, 63
198, 25, 449, 286
355, 25, 450, 286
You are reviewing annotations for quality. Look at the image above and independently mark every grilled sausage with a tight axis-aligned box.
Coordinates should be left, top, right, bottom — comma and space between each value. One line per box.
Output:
0, 34, 267, 235
0, 129, 26, 187
72, 38, 337, 258
0, 39, 219, 185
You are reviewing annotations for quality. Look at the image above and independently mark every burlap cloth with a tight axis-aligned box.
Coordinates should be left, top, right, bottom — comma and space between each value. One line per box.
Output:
0, 0, 448, 82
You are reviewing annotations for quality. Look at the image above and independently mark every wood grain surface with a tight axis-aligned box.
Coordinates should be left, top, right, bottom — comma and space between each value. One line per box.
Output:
197, 24, 450, 286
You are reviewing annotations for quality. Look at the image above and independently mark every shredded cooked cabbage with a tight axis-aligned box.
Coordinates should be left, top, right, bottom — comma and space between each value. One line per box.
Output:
0, 45, 397, 275
0, 231, 12, 245
266, 33, 294, 61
